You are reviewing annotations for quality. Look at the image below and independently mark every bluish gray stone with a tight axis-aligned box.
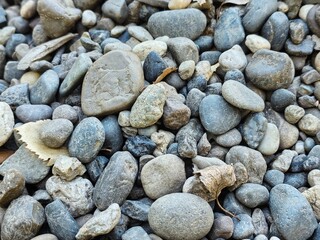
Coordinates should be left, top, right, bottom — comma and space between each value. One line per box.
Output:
224, 69, 245, 84
223, 192, 251, 216
186, 88, 206, 117
68, 117, 105, 163
176, 118, 204, 142
199, 95, 241, 135
0, 6, 6, 28
289, 19, 309, 44
200, 51, 221, 65
30, 70, 59, 104
143, 51, 167, 83
232, 214, 254, 239
121, 198, 153, 222
242, 113, 268, 149
264, 170, 285, 187
0, 83, 30, 108
125, 135, 156, 158
93, 151, 138, 210
261, 11, 289, 51
303, 156, 320, 171
147, 9, 207, 40
270, 184, 318, 240
194, 35, 214, 53
122, 226, 151, 240
8, 16, 30, 34
285, 38, 315, 56
101, 115, 124, 157
45, 199, 79, 240
15, 104, 53, 123
108, 214, 130, 240
235, 183, 269, 208
86, 156, 109, 183
214, 7, 245, 51
312, 223, 320, 240
187, 75, 207, 92
270, 88, 296, 112
4, 61, 25, 83
284, 172, 308, 188
242, 0, 278, 33
5, 34, 27, 57
307, 5, 320, 38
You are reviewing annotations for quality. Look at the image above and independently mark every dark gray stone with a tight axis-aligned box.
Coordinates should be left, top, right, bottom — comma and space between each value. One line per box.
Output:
187, 75, 207, 92
68, 117, 105, 163
214, 7, 245, 51
167, 37, 199, 65
284, 0, 303, 19
284, 172, 308, 188
0, 45, 5, 79
270, 88, 296, 112
0, 6, 6, 28
261, 11, 289, 51
176, 118, 204, 142
147, 9, 207, 40
312, 223, 320, 240
303, 156, 320, 171
269, 184, 318, 240
224, 69, 245, 84
125, 136, 156, 158
94, 151, 138, 210
121, 198, 153, 222
108, 214, 130, 240
8, 16, 30, 34
15, 104, 53, 123
285, 38, 315, 56
194, 35, 214, 53
122, 226, 151, 240
199, 95, 241, 135
232, 214, 254, 239
89, 29, 111, 44
30, 70, 59, 104
0, 83, 30, 108
101, 115, 124, 157
4, 61, 25, 83
289, 19, 309, 44
177, 134, 197, 158
290, 154, 307, 173
264, 170, 285, 187
143, 51, 167, 83
235, 183, 269, 208
86, 156, 109, 183
242, 0, 278, 33
200, 51, 221, 65
45, 199, 80, 240
223, 192, 251, 216
5, 34, 27, 57
165, 72, 186, 91
1, 196, 45, 240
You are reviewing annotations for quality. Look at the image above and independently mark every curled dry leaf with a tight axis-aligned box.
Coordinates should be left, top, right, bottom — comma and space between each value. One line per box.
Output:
17, 33, 77, 70
14, 120, 69, 166
193, 0, 206, 6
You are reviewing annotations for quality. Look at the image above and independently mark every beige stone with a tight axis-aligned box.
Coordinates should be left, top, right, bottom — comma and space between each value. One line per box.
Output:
168, 0, 191, 9
303, 185, 320, 220
52, 156, 86, 181
132, 40, 167, 60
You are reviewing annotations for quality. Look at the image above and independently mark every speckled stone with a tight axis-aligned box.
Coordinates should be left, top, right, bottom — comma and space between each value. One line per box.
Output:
167, 37, 199, 65
0, 102, 14, 147
15, 104, 52, 123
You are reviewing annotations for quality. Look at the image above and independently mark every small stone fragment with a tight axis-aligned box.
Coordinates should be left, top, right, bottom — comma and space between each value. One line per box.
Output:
52, 156, 86, 181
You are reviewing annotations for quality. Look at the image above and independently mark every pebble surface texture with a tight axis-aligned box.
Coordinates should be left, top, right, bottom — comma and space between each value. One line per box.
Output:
0, 0, 319, 239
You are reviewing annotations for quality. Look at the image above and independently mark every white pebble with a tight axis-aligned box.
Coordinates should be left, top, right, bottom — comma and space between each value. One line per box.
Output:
308, 169, 320, 187
245, 34, 271, 53
82, 10, 97, 28
299, 4, 314, 21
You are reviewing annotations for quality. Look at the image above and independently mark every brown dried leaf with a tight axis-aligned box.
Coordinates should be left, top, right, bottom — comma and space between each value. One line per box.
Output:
153, 67, 177, 84
14, 120, 69, 166
0, 150, 15, 164
217, 0, 250, 18
18, 33, 77, 70
196, 0, 206, 6
194, 165, 236, 201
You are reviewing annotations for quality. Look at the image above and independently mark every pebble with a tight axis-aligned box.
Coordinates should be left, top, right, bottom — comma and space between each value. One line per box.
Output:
290, 19, 309, 44
301, 69, 320, 84
82, 10, 97, 28
128, 26, 153, 42
223, 192, 251, 216
121, 198, 152, 222
245, 49, 295, 90
222, 80, 265, 112
209, 215, 233, 239
162, 98, 191, 130
257, 123, 280, 155
308, 169, 320, 186
20, 71, 40, 86
261, 11, 289, 51
307, 5, 320, 37
187, 75, 207, 92
303, 156, 320, 171
133, 40, 167, 61
178, 60, 195, 80
0, 83, 30, 108
272, 149, 297, 172
215, 128, 242, 148
30, 234, 58, 240
242, 0, 278, 33
86, 156, 109, 183
59, 53, 92, 97
186, 88, 206, 117
302, 185, 320, 220
284, 105, 305, 124
194, 60, 212, 80
1, 196, 45, 240
235, 183, 269, 208
81, 50, 144, 116
0, 169, 25, 207
285, 38, 315, 56
37, 0, 82, 38
167, 37, 199, 65
143, 51, 167, 83
122, 226, 151, 240
252, 208, 269, 236
76, 203, 121, 240
270, 88, 296, 112
0, 145, 50, 184
52, 156, 86, 181
4, 61, 25, 83
147, 9, 206, 40
5, 33, 27, 57
225, 146, 267, 184
45, 199, 80, 240
199, 95, 241, 135
130, 84, 166, 128
151, 130, 175, 156
214, 7, 245, 51
148, 193, 213, 240
219, 45, 247, 72
93, 151, 138, 210
46, 176, 94, 217
15, 104, 52, 123
0, 26, 15, 45
264, 169, 285, 187
141, 154, 186, 199
299, 4, 314, 21
125, 135, 156, 157
245, 34, 271, 53
232, 214, 255, 239
102, 0, 128, 24
0, 102, 14, 147
168, 0, 191, 9
298, 113, 320, 136
101, 115, 124, 156
200, 51, 221, 65
8, 16, 30, 34
269, 184, 318, 240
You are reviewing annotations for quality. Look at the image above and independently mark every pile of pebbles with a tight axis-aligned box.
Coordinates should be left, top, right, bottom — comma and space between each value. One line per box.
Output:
0, 0, 320, 239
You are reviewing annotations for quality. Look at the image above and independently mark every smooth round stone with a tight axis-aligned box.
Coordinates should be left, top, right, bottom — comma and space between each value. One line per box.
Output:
94, 151, 138, 210
232, 214, 255, 239
271, 149, 297, 172
284, 105, 305, 124
219, 45, 247, 72
121, 198, 152, 222
143, 51, 167, 83
122, 227, 150, 240
199, 95, 241, 135
257, 123, 280, 155
261, 11, 289, 51
215, 128, 242, 148
308, 169, 320, 187
264, 169, 285, 187
0, 84, 30, 108
101, 115, 124, 156
4, 61, 25, 83
81, 50, 144, 116
5, 33, 27, 57
30, 70, 59, 105
194, 36, 214, 53
235, 183, 269, 208
148, 193, 214, 240
270, 88, 296, 112
290, 19, 309, 44
303, 185, 320, 220
40, 119, 74, 148
128, 26, 153, 42
45, 199, 79, 240
20, 71, 40, 86
223, 192, 251, 216
284, 172, 308, 188
31, 234, 58, 240
0, 169, 24, 208
299, 4, 314, 21
270, 184, 318, 240
86, 156, 109, 183
224, 69, 245, 83
178, 60, 195, 80
307, 5, 320, 37
167, 37, 199, 65
285, 38, 315, 56
141, 154, 186, 199
147, 9, 206, 40
303, 156, 320, 171
0, 102, 14, 147
104, 41, 132, 53
1, 196, 45, 240
132, 40, 167, 61
52, 104, 78, 123
245, 49, 295, 90
222, 80, 265, 112
187, 75, 207, 92
15, 104, 53, 123
82, 10, 97, 28
186, 88, 206, 117
214, 7, 245, 51
298, 114, 320, 136
168, 0, 191, 9
245, 34, 271, 53
209, 215, 233, 239
8, 16, 30, 34
200, 51, 221, 65
68, 117, 105, 163
0, 26, 15, 46
102, 0, 128, 24
130, 84, 166, 128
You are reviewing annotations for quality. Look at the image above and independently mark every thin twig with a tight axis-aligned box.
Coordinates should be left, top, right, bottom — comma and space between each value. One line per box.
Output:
216, 197, 240, 221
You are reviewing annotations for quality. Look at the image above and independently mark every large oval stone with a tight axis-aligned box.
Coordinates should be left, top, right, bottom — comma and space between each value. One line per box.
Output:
245, 49, 295, 90
81, 50, 144, 116
147, 9, 206, 40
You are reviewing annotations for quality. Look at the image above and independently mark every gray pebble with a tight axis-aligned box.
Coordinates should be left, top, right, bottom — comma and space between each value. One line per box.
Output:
194, 35, 214, 53
177, 134, 197, 158
235, 183, 269, 208
102, 0, 128, 24
289, 18, 309, 44
215, 128, 242, 148
223, 192, 251, 216
101, 115, 124, 156
121, 198, 153, 222
200, 51, 221, 65
52, 104, 78, 123
185, 88, 206, 116
162, 98, 191, 130
224, 69, 245, 84
270, 88, 296, 112
122, 226, 151, 240
208, 215, 233, 239
30, 60, 53, 73
301, 69, 320, 84
85, 155, 109, 183
167, 37, 199, 65
232, 214, 255, 240
5, 33, 27, 57
15, 104, 53, 123
285, 38, 315, 56
143, 51, 167, 83
176, 118, 204, 143
8, 16, 30, 34
125, 135, 156, 158
252, 208, 268, 236
264, 170, 285, 187
284, 172, 308, 188
4, 61, 25, 83
0, 83, 30, 108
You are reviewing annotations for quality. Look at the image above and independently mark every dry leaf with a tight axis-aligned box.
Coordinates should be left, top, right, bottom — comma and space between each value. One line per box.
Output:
0, 150, 15, 164
18, 33, 77, 70
153, 67, 177, 84
217, 0, 250, 18
194, 165, 236, 201
14, 120, 69, 166
195, 0, 206, 6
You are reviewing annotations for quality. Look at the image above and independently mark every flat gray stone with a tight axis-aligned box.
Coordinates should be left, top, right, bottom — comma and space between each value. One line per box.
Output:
15, 104, 52, 123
